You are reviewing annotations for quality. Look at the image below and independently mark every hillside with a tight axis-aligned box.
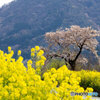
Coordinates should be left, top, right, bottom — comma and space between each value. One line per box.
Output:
0, 0, 100, 58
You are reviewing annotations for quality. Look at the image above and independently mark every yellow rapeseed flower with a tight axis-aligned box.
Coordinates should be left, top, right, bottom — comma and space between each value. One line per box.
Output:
31, 52, 35, 57
35, 46, 40, 51
41, 56, 46, 61
8, 46, 11, 52
37, 50, 44, 57
18, 50, 21, 56
31, 48, 35, 53
27, 60, 32, 66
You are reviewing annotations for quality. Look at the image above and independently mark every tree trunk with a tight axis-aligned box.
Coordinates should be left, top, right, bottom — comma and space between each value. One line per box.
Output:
68, 42, 84, 70
69, 60, 76, 70
65, 59, 76, 70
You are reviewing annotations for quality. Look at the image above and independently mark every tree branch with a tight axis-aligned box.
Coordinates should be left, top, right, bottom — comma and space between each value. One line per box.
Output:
73, 39, 86, 62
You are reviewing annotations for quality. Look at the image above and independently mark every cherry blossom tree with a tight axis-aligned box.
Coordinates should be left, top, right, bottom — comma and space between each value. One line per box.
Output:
44, 25, 100, 70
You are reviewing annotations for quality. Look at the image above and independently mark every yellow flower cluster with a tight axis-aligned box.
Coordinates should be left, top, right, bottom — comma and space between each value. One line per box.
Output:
0, 46, 93, 100
17, 50, 21, 56
76, 70, 100, 92
31, 46, 46, 75
8, 46, 11, 53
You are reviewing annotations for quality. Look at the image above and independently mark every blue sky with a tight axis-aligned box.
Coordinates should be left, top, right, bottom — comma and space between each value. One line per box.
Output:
0, 0, 14, 7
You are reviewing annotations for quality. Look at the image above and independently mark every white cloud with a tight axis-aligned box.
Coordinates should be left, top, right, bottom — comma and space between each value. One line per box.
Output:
0, 0, 14, 8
